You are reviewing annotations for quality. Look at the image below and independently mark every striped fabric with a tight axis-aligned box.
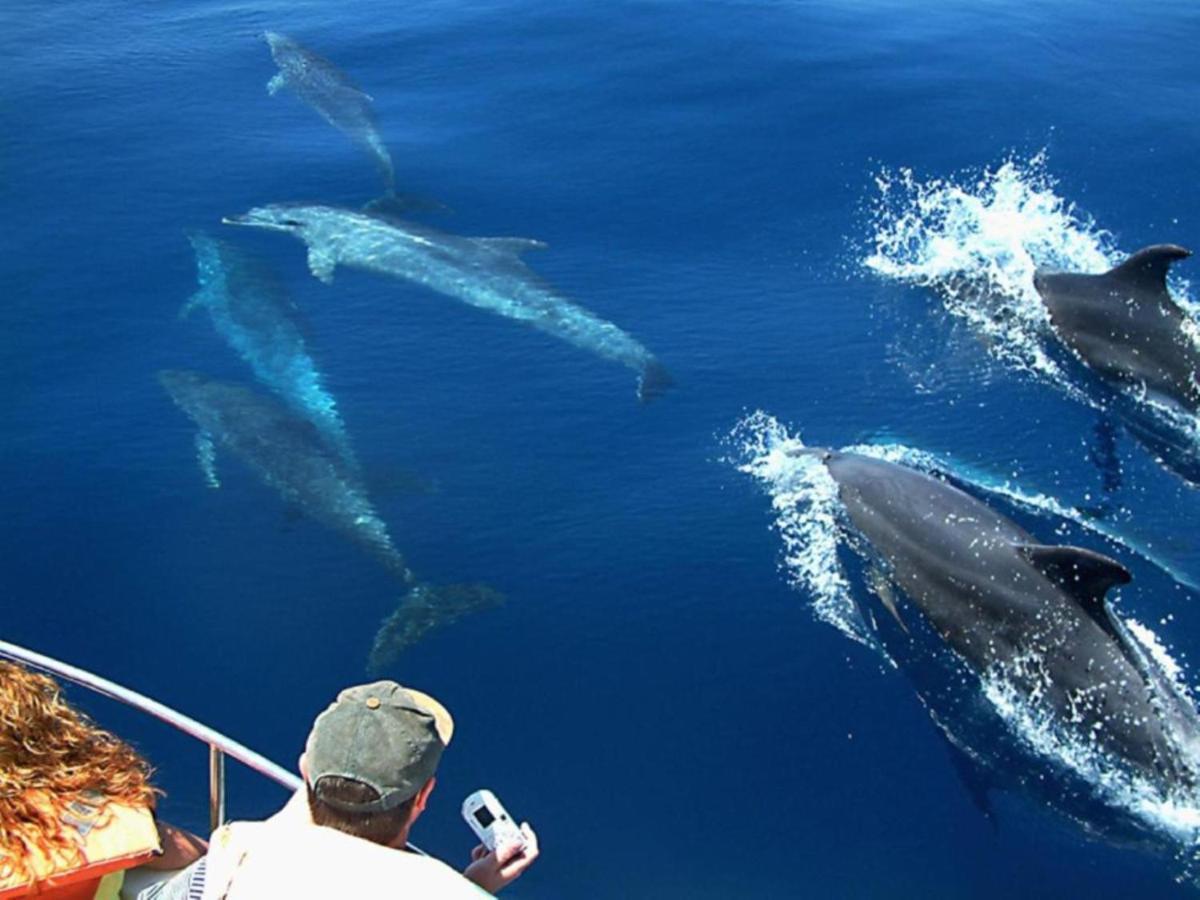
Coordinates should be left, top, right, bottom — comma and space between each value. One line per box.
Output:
135, 858, 206, 900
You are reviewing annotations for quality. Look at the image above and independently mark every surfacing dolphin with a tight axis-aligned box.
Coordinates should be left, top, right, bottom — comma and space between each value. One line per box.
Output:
1033, 245, 1199, 415
1034, 245, 1200, 485
801, 447, 1199, 791
182, 232, 356, 469
264, 31, 395, 196
159, 369, 409, 580
223, 204, 673, 401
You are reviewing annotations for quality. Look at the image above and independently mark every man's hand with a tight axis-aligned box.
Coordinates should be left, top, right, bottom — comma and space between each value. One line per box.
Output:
462, 823, 539, 895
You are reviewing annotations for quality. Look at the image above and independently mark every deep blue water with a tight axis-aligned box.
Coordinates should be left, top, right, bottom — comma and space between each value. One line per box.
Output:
5, 0, 1200, 896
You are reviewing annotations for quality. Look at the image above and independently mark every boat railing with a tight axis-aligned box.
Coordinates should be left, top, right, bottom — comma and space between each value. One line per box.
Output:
0, 640, 428, 861
0, 638, 299, 835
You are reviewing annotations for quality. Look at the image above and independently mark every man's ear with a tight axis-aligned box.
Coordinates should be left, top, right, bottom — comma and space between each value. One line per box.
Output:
413, 776, 436, 814
400, 777, 436, 836
298, 753, 308, 780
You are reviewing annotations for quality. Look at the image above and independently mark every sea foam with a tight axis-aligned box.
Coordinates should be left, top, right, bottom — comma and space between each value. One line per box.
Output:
730, 412, 1200, 864
862, 152, 1200, 451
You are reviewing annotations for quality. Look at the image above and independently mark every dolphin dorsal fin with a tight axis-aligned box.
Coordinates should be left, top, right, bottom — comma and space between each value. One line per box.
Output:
472, 237, 548, 257
1106, 244, 1192, 298
1018, 543, 1131, 632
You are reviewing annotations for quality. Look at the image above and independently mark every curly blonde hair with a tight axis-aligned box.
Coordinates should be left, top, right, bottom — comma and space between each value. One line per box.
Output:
0, 661, 159, 883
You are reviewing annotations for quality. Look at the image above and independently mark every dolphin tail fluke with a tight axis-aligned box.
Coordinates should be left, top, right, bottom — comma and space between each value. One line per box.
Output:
637, 360, 674, 403
366, 582, 505, 673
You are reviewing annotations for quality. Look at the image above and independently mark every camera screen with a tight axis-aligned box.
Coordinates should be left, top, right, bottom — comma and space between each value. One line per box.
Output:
474, 806, 496, 828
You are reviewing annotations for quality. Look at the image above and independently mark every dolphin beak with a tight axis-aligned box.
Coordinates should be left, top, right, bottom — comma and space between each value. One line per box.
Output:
221, 213, 278, 230
222, 211, 298, 232
786, 447, 834, 463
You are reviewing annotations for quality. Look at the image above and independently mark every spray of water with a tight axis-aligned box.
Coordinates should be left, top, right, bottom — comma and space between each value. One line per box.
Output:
727, 411, 872, 646
730, 412, 1200, 859
862, 153, 1200, 446
981, 654, 1200, 851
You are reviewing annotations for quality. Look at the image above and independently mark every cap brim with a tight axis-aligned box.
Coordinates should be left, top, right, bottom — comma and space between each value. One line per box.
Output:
406, 688, 454, 746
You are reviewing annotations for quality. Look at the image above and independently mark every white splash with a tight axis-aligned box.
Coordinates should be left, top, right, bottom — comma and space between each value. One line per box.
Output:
730, 415, 1200, 856
1128, 620, 1186, 685
982, 655, 1200, 847
727, 412, 872, 646
863, 153, 1200, 445
1126, 618, 1198, 717
863, 152, 1115, 401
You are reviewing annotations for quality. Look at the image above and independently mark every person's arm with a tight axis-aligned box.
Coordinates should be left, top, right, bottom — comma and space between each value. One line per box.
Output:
462, 823, 539, 895
144, 821, 208, 870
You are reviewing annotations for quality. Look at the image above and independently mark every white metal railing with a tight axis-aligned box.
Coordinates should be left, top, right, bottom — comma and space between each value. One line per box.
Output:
0, 638, 299, 833
0, 639, 427, 854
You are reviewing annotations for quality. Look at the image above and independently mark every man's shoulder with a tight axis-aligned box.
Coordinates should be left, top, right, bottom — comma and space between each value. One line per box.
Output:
209, 818, 492, 898
398, 852, 494, 897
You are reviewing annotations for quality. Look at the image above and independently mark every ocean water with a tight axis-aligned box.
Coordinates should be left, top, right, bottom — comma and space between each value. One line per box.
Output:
4, 0, 1200, 896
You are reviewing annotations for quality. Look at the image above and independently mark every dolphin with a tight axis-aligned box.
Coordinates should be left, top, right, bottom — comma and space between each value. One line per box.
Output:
1033, 245, 1200, 414
223, 203, 673, 401
159, 369, 410, 581
264, 31, 395, 196
801, 447, 1199, 788
182, 232, 356, 469
367, 583, 506, 674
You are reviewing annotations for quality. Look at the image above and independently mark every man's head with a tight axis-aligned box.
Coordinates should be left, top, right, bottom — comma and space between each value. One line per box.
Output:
302, 680, 454, 846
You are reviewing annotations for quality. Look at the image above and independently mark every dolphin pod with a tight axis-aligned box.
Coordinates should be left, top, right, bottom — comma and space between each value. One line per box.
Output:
799, 447, 1200, 793
264, 31, 396, 197
182, 232, 357, 470
223, 203, 673, 401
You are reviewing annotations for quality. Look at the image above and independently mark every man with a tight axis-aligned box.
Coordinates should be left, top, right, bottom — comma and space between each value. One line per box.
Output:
197, 681, 539, 898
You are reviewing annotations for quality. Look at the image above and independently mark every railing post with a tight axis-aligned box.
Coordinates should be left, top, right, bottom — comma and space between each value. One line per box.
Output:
209, 745, 226, 834
0, 640, 427, 854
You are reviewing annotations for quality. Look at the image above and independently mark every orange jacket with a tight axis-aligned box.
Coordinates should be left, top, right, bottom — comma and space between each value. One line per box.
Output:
0, 794, 161, 899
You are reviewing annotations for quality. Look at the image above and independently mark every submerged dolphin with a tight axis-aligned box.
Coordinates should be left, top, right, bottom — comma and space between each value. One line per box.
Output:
223, 204, 673, 401
182, 233, 356, 468
264, 31, 395, 196
1033, 245, 1200, 415
160, 369, 505, 663
803, 448, 1198, 788
159, 369, 409, 580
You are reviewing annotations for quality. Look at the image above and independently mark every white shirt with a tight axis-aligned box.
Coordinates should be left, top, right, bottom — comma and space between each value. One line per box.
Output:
202, 795, 490, 899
